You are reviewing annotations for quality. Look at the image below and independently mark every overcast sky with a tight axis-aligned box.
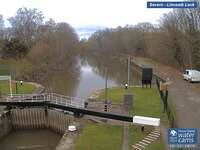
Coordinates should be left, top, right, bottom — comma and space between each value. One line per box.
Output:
0, 0, 174, 28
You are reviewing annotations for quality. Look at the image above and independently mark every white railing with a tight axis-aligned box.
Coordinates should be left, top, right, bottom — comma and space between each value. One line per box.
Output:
5, 93, 85, 108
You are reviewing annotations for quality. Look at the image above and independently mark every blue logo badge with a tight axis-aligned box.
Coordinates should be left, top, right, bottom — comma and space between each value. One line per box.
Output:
168, 128, 198, 148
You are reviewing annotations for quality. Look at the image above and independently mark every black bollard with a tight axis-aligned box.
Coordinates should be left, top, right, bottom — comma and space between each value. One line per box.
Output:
141, 126, 144, 132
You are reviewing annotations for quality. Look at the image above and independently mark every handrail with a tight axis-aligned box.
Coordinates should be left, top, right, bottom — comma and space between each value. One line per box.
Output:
4, 93, 86, 108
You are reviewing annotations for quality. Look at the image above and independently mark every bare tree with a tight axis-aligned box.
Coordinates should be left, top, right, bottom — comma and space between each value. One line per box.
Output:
8, 7, 44, 48
0, 14, 4, 37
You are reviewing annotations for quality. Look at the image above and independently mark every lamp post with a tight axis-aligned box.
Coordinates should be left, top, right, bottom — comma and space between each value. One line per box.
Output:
104, 68, 109, 112
105, 68, 108, 101
127, 56, 131, 88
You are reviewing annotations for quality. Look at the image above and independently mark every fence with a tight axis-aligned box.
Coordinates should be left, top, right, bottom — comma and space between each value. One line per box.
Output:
130, 60, 177, 127
5, 93, 86, 108
155, 77, 177, 128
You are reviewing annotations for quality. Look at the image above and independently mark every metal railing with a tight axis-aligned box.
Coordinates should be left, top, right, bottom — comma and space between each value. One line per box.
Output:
5, 93, 86, 108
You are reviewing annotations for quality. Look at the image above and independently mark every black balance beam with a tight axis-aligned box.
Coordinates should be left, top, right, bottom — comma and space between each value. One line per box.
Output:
0, 101, 133, 122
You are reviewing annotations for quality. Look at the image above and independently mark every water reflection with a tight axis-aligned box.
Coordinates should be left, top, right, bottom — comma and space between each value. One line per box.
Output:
39, 60, 81, 96
75, 64, 117, 98
39, 56, 141, 98
84, 54, 141, 86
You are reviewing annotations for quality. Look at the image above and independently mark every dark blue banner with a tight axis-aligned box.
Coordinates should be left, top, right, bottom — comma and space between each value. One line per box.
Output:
147, 1, 198, 8
168, 128, 198, 148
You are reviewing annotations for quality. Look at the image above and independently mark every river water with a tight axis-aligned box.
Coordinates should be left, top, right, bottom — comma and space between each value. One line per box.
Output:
0, 58, 142, 150
0, 129, 61, 150
42, 58, 141, 98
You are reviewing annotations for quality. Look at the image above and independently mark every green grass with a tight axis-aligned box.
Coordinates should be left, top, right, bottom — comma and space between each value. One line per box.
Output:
129, 125, 154, 149
74, 122, 123, 150
99, 87, 168, 124
98, 86, 168, 149
0, 80, 36, 95
145, 138, 164, 150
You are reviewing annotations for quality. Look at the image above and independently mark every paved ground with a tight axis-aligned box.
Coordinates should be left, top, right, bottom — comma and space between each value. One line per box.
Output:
132, 57, 200, 149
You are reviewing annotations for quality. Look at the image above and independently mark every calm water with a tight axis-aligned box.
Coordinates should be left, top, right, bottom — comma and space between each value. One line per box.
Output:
75, 64, 118, 97
0, 57, 142, 150
0, 129, 61, 150
75, 59, 141, 98
42, 58, 141, 98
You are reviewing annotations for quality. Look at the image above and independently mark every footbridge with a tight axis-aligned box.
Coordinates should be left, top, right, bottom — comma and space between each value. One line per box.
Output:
0, 93, 132, 122
0, 93, 160, 126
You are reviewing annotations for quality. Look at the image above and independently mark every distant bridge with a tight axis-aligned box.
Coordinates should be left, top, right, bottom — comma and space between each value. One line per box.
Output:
0, 93, 133, 122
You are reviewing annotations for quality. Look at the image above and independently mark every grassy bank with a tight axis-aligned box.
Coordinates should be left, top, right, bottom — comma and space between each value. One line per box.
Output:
74, 121, 123, 150
98, 87, 168, 124
0, 80, 36, 95
99, 87, 167, 149
75, 87, 167, 149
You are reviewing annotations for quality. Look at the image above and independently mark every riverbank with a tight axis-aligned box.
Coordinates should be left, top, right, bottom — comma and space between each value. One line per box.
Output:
0, 80, 44, 96
75, 87, 167, 150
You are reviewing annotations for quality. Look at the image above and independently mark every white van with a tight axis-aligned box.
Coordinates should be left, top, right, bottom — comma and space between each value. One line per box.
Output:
183, 69, 200, 82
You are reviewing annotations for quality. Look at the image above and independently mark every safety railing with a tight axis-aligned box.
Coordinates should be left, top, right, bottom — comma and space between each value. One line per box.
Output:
5, 93, 85, 108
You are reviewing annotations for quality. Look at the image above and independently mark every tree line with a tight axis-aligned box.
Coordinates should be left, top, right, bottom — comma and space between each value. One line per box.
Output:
83, 3, 200, 70
0, 4, 200, 82
0, 7, 79, 81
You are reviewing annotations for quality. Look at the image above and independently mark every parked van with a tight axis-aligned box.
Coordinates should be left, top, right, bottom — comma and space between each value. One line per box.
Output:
183, 69, 200, 82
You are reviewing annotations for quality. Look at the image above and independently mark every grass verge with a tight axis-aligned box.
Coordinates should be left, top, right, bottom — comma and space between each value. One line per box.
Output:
98, 86, 168, 124
74, 121, 123, 150
99, 87, 167, 149
76, 87, 168, 150
0, 80, 36, 95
